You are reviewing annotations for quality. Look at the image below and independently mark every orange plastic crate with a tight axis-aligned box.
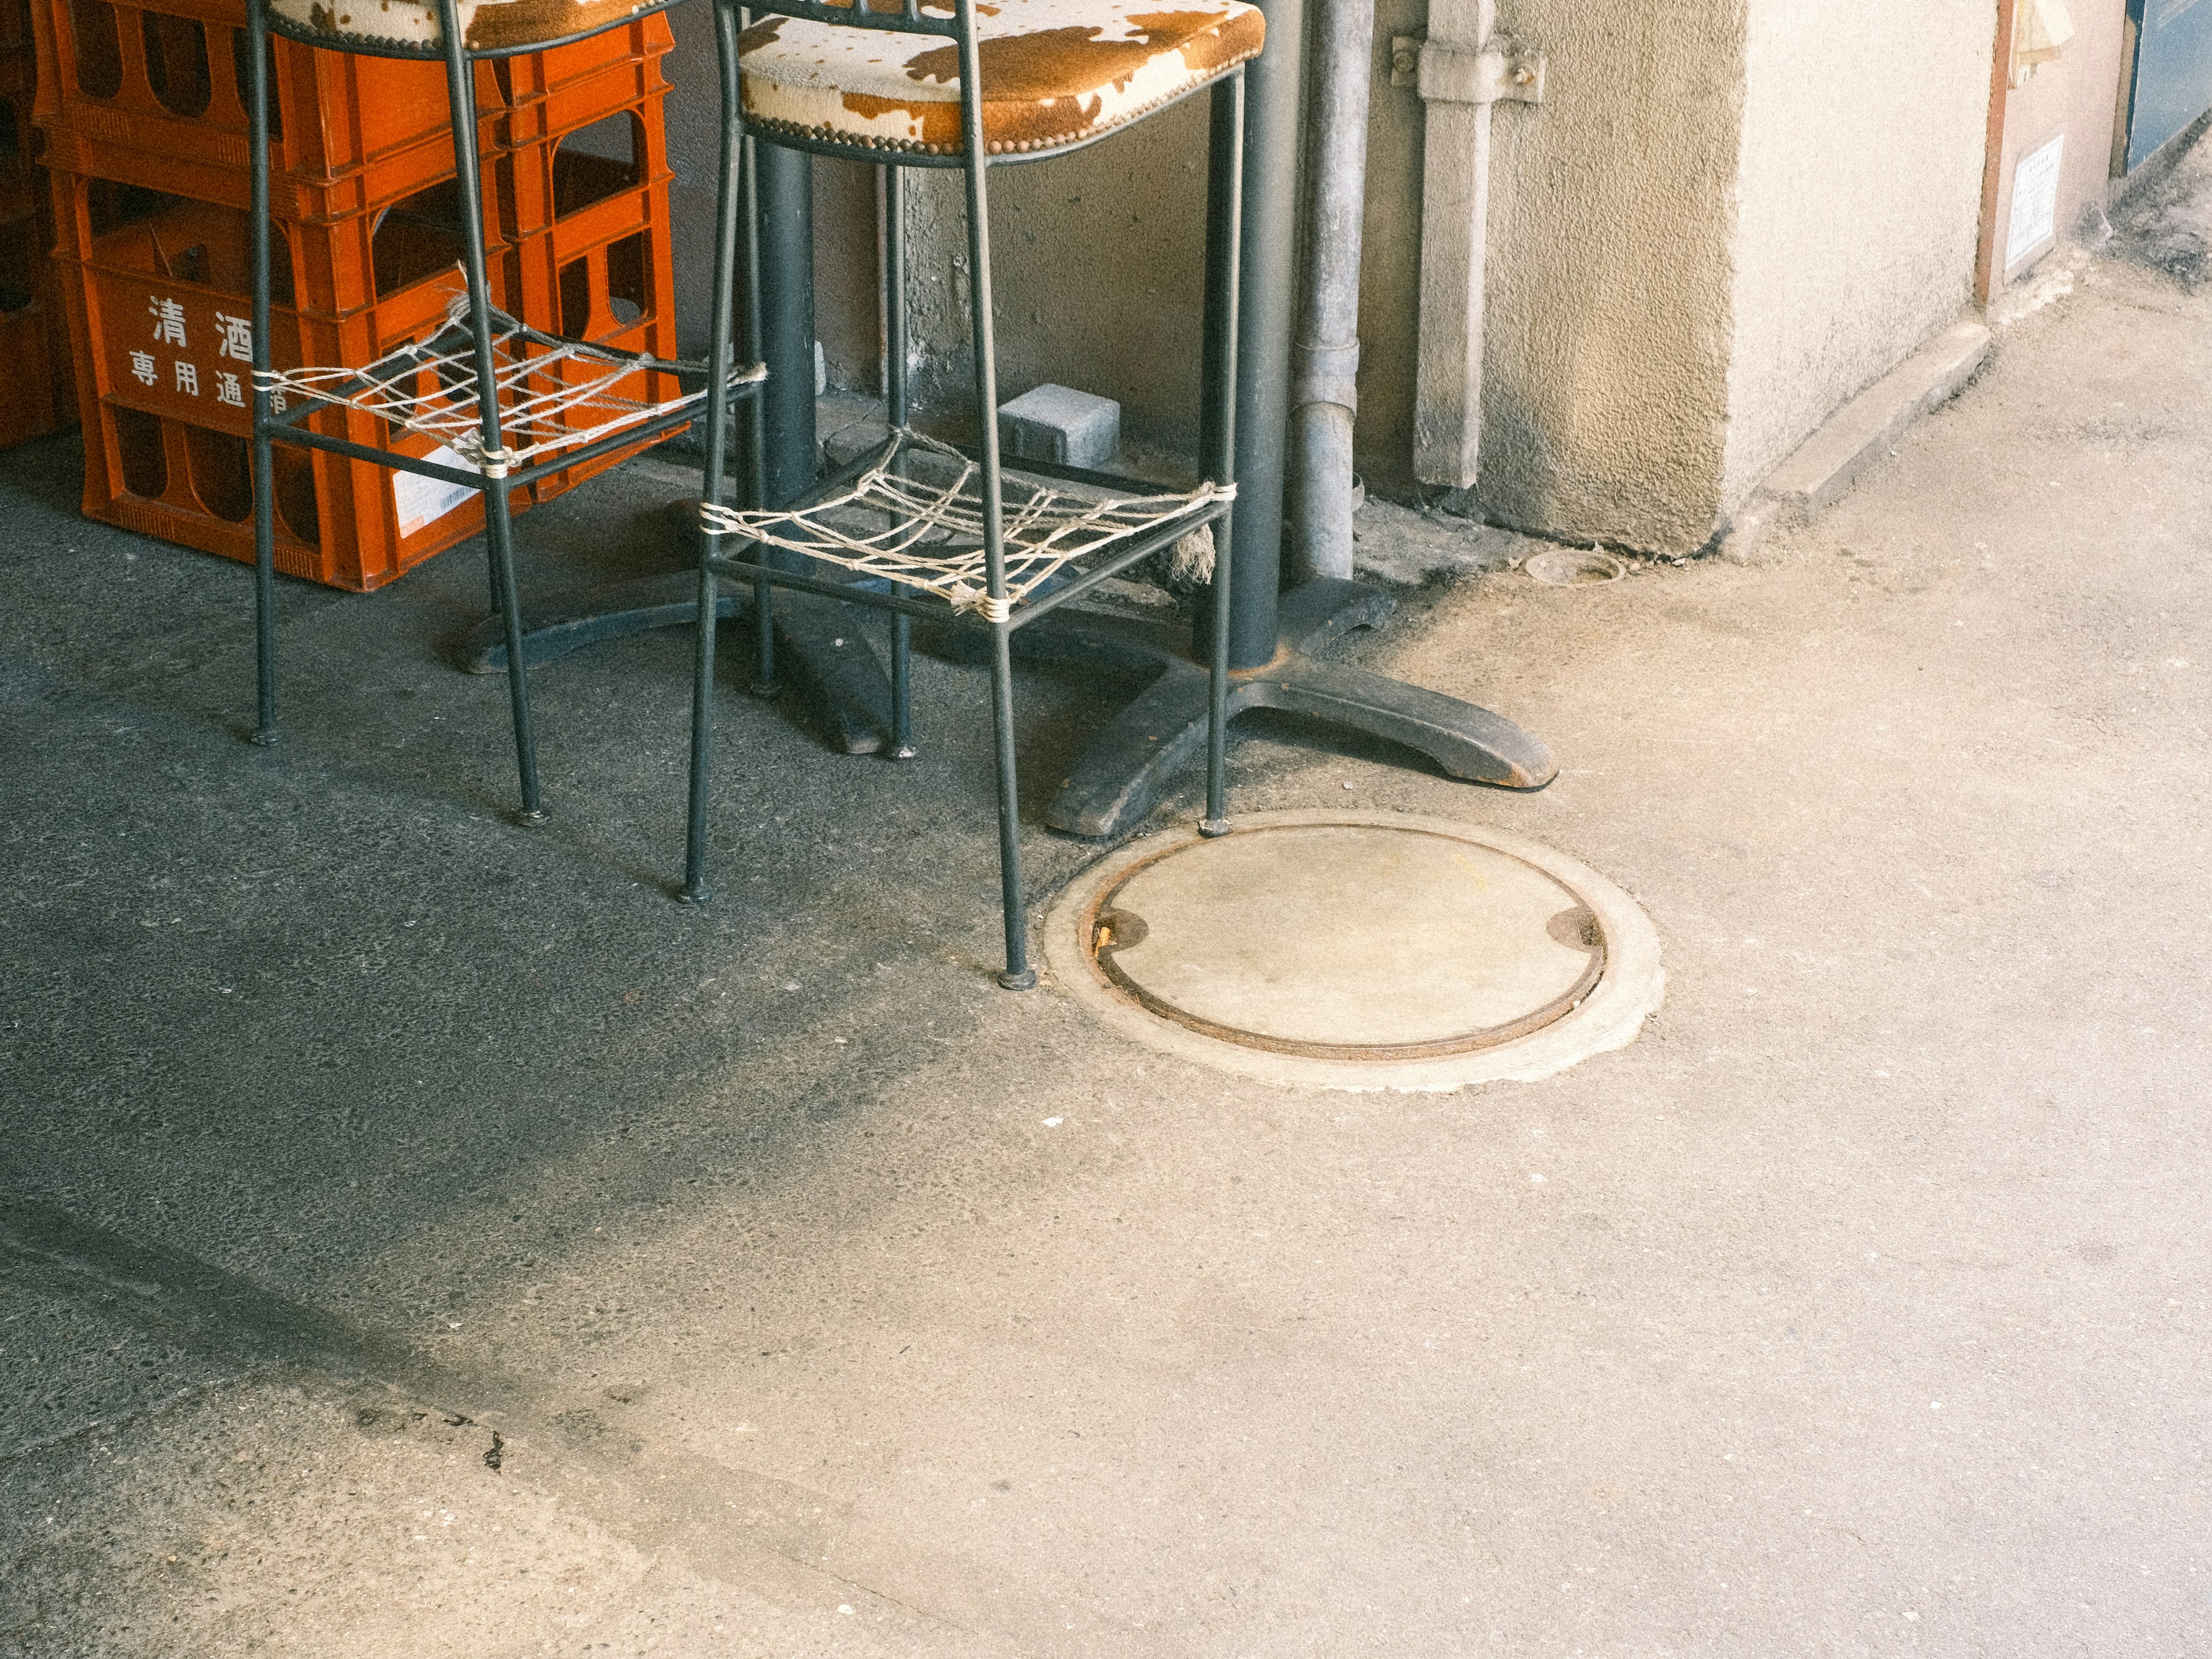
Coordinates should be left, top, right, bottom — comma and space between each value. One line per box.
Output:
0, 281, 69, 447
0, 66, 74, 446
507, 213, 682, 501
499, 84, 669, 241
31, 0, 505, 219
50, 161, 508, 320
51, 169, 535, 587
498, 82, 681, 499
491, 12, 669, 155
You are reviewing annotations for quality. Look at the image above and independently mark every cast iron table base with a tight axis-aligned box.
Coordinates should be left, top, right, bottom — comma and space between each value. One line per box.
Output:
461, 572, 1555, 836
462, 573, 899, 756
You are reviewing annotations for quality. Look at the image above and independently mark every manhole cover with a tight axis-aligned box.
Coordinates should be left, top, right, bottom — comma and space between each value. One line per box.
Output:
1043, 810, 1664, 1090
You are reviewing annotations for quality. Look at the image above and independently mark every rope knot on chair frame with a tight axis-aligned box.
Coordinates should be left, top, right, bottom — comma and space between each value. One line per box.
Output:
252, 287, 768, 475
698, 427, 1233, 618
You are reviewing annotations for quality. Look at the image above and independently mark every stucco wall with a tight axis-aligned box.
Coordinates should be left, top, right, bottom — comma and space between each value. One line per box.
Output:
1474, 2, 1749, 552
1721, 1, 1995, 507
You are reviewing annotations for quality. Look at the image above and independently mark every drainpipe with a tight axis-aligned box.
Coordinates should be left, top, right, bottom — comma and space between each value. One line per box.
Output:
1285, 0, 1379, 583
1396, 2, 1544, 488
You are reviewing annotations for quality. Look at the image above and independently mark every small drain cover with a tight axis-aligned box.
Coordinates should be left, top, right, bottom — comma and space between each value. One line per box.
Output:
1044, 810, 1665, 1090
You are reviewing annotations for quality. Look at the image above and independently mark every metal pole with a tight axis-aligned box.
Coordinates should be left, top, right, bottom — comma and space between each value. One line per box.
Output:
754, 141, 817, 506
955, 1, 1033, 990
752, 136, 814, 698
1198, 0, 1302, 672
1285, 0, 1374, 584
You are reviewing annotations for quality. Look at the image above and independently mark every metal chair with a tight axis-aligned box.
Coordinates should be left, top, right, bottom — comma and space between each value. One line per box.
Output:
683, 0, 1262, 987
243, 0, 765, 820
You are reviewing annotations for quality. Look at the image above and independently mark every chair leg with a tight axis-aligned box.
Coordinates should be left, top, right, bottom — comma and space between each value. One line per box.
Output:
889, 613, 915, 758
749, 571, 777, 696
437, 0, 540, 822
739, 135, 779, 699
245, 0, 277, 748
1199, 67, 1246, 839
1203, 506, 1234, 836
683, 542, 720, 903
483, 493, 543, 823
987, 619, 1033, 988
952, 73, 1030, 989
882, 163, 916, 759
684, 0, 749, 903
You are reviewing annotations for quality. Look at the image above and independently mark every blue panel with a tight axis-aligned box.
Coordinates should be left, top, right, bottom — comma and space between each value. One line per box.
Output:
2125, 0, 2212, 171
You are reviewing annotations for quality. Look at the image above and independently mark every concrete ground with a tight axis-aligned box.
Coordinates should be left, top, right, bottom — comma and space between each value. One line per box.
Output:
4, 149, 2210, 1656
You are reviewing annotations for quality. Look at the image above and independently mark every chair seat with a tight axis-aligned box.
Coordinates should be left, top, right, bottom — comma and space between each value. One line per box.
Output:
738, 0, 1264, 157
266, 0, 658, 53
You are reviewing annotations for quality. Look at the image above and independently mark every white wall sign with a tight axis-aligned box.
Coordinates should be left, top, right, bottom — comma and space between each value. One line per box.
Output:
2007, 132, 2066, 271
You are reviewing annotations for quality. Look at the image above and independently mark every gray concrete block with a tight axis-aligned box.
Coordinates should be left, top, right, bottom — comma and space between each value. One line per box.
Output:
998, 384, 1120, 469
1763, 318, 1991, 524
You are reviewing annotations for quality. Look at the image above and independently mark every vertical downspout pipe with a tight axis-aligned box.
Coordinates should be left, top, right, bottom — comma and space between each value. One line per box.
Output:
1285, 0, 1377, 584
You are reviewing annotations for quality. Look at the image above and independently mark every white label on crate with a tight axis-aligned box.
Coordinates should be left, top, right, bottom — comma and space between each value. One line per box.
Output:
393, 448, 482, 539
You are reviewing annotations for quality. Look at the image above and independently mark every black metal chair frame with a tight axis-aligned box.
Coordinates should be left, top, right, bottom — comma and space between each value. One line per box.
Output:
242, 0, 763, 823
684, 0, 1249, 990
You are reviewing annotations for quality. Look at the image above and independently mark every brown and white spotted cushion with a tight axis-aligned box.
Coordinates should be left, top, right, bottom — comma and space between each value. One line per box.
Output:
738, 0, 1264, 157
266, 0, 656, 52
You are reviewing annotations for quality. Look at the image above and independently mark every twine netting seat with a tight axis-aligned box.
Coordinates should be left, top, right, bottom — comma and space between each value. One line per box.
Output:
253, 291, 766, 476
700, 427, 1233, 620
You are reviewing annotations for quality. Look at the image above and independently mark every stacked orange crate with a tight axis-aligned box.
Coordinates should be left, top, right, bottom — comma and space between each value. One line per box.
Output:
491, 13, 683, 502
31, 0, 536, 587
0, 0, 70, 448
32, 0, 692, 590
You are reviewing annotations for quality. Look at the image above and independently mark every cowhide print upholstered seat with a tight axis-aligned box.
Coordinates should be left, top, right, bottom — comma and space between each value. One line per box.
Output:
736, 0, 1265, 158
267, 0, 661, 52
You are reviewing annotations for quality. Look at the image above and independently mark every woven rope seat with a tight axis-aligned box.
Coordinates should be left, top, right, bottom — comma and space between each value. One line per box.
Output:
701, 427, 1232, 620
254, 293, 766, 476
737, 0, 1264, 157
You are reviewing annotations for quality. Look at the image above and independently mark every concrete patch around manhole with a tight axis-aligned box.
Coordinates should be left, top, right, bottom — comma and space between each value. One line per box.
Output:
1041, 810, 1665, 1092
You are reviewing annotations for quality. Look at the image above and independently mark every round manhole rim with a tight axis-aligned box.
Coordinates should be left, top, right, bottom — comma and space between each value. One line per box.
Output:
1040, 809, 1666, 1092
1085, 821, 1609, 1061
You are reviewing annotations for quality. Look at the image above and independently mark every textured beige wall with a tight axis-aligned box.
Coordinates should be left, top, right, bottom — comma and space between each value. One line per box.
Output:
1466, 1, 1748, 554
1721, 0, 1995, 507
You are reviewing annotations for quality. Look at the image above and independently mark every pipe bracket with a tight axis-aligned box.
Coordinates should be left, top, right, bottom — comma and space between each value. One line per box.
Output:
1392, 36, 1545, 105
